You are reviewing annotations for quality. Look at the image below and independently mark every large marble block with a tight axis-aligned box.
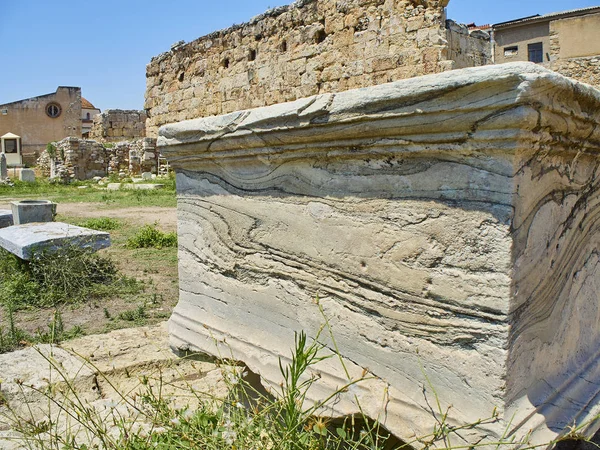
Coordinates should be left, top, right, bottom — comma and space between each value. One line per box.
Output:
159, 63, 600, 446
0, 222, 110, 260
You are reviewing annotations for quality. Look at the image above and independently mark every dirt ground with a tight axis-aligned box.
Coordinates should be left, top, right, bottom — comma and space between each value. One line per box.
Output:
0, 201, 180, 340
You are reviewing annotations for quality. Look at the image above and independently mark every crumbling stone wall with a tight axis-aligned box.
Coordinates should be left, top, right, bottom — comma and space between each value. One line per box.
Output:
446, 20, 491, 69
145, 0, 464, 137
37, 137, 157, 180
89, 109, 147, 142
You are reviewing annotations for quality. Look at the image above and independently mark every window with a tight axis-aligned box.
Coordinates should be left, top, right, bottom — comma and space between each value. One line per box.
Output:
504, 46, 518, 57
4, 139, 17, 154
528, 42, 543, 63
1, 109, 7, 115
46, 102, 62, 118
86, 112, 91, 120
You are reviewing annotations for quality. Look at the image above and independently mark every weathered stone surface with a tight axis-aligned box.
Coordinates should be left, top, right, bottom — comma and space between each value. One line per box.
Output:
11, 200, 55, 225
89, 109, 146, 143
37, 137, 159, 181
145, 0, 491, 138
0, 153, 7, 179
0, 210, 13, 228
0, 222, 110, 260
19, 168, 35, 182
0, 324, 229, 450
160, 62, 600, 446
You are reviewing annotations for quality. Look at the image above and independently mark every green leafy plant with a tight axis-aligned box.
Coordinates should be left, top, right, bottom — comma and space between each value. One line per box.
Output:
78, 217, 122, 231
126, 225, 177, 249
45, 142, 57, 159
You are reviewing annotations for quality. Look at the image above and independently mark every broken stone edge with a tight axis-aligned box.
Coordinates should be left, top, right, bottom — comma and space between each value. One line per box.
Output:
159, 62, 600, 444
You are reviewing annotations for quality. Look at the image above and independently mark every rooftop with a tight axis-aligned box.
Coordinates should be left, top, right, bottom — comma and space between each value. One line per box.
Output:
493, 6, 600, 28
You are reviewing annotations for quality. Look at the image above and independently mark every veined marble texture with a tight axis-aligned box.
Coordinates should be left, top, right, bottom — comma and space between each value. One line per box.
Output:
159, 62, 600, 447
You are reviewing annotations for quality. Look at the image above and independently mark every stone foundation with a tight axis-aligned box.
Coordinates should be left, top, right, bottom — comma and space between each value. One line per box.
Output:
37, 137, 158, 180
159, 63, 600, 446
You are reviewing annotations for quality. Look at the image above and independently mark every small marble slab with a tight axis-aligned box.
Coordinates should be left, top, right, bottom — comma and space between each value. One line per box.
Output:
0, 210, 13, 228
0, 222, 111, 260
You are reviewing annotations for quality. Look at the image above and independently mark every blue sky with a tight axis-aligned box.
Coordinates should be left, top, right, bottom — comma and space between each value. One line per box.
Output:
0, 1, 597, 111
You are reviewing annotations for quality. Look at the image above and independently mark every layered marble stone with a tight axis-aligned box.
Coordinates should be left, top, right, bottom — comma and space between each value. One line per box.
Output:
159, 62, 600, 446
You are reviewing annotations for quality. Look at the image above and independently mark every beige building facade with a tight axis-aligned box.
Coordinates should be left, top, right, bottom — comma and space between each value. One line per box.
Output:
0, 86, 82, 165
492, 7, 600, 89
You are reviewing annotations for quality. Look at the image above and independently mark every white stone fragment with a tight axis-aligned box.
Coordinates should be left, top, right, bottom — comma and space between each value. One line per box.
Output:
0, 222, 110, 260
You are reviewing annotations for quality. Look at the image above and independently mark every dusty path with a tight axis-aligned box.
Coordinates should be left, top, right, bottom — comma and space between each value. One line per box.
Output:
0, 202, 178, 231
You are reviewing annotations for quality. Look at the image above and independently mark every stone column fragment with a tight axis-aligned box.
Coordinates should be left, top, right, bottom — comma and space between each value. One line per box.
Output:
0, 153, 6, 179
159, 62, 600, 446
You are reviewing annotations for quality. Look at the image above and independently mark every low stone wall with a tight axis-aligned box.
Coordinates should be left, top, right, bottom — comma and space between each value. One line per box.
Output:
37, 137, 158, 180
89, 109, 147, 143
159, 63, 600, 446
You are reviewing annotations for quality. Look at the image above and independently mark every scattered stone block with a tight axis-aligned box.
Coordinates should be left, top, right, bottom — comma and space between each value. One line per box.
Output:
127, 183, 164, 190
0, 222, 110, 260
11, 200, 56, 225
159, 63, 600, 446
0, 210, 13, 228
142, 172, 153, 180
106, 183, 122, 190
19, 168, 36, 182
132, 177, 144, 183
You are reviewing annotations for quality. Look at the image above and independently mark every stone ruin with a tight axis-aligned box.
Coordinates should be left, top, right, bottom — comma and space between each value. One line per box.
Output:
159, 63, 600, 446
145, 0, 488, 137
89, 109, 147, 142
37, 137, 158, 181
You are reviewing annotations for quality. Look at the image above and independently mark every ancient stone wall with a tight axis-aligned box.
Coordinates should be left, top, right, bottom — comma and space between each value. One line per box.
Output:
37, 137, 157, 180
546, 56, 600, 89
446, 20, 491, 69
89, 109, 147, 143
145, 0, 462, 137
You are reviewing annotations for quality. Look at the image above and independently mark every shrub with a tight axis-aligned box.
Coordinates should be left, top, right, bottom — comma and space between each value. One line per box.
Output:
78, 217, 122, 231
0, 246, 137, 310
126, 225, 177, 249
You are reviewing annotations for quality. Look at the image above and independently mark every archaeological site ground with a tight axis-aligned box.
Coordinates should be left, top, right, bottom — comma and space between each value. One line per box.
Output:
1, 0, 600, 449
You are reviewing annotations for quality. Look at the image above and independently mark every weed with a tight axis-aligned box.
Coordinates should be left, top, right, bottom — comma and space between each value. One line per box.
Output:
126, 225, 177, 249
78, 217, 122, 231
0, 246, 118, 310
117, 304, 147, 323
0, 309, 84, 354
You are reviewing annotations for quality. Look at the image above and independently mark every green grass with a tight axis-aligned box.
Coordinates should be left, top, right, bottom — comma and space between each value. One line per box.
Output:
0, 178, 176, 208
0, 308, 84, 354
77, 217, 122, 231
